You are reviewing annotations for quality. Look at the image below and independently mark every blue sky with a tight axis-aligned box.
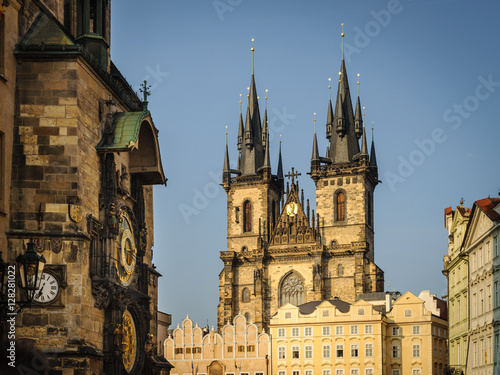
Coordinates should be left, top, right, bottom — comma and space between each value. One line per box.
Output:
111, 0, 500, 328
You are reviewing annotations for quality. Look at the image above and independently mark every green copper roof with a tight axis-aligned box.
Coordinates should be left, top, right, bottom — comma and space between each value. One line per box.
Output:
20, 12, 74, 46
97, 111, 150, 151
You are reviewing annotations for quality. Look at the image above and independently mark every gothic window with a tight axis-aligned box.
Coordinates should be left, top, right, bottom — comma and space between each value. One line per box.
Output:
241, 246, 247, 252
243, 200, 252, 232
280, 273, 304, 307
244, 312, 250, 322
338, 264, 343, 277
336, 191, 346, 221
242, 288, 250, 302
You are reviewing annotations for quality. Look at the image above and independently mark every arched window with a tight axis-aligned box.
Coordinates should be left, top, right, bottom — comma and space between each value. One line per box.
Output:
338, 264, 343, 277
242, 288, 250, 302
243, 200, 252, 232
367, 191, 373, 227
280, 273, 304, 307
244, 312, 250, 322
336, 191, 345, 221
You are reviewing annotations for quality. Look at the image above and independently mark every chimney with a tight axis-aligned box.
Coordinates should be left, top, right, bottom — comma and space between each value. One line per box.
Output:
385, 292, 392, 312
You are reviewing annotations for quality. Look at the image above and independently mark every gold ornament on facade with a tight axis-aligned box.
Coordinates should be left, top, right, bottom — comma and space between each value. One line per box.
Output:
121, 310, 137, 373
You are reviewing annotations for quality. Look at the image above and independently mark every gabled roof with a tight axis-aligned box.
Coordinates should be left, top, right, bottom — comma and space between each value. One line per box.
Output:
475, 197, 500, 221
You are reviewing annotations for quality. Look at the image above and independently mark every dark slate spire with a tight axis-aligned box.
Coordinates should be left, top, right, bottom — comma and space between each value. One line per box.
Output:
370, 127, 378, 168
360, 122, 368, 156
263, 125, 270, 170
239, 42, 264, 175
312, 119, 319, 161
328, 28, 360, 164
277, 140, 284, 181
237, 96, 244, 150
223, 131, 230, 172
326, 81, 333, 140
262, 91, 268, 147
354, 78, 363, 139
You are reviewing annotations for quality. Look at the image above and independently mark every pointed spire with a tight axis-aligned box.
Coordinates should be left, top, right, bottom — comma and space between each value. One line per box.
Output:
223, 128, 230, 172
244, 102, 253, 148
370, 125, 378, 168
277, 137, 284, 181
354, 74, 363, 139
262, 90, 268, 146
360, 115, 368, 156
263, 123, 271, 170
238, 94, 244, 150
326, 78, 333, 140
312, 116, 319, 161
335, 82, 345, 134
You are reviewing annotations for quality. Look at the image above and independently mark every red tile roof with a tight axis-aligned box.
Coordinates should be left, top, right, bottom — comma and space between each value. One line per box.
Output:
475, 197, 500, 221
444, 206, 453, 216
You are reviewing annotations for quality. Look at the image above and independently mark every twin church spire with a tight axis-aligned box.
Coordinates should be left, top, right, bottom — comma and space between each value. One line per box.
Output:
319, 28, 377, 167
223, 41, 284, 187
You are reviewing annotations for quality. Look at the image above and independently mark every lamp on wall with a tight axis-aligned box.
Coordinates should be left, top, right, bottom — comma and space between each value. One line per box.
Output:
16, 238, 46, 301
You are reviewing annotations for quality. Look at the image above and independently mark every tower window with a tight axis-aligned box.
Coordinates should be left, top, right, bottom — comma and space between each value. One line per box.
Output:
272, 200, 276, 228
335, 191, 346, 222
243, 200, 252, 232
242, 288, 250, 302
338, 264, 343, 277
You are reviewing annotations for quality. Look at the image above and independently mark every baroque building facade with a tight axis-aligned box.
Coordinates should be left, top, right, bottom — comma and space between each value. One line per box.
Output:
0, 1, 170, 374
462, 198, 500, 374
269, 291, 448, 375
219, 36, 384, 331
443, 201, 471, 374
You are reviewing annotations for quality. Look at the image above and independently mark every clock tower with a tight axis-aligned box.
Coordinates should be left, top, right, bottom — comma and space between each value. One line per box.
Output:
219, 37, 384, 331
5, 3, 169, 374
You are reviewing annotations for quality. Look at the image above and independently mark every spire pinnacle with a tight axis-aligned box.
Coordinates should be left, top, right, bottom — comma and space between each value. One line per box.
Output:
263, 123, 271, 170
223, 126, 230, 172
251, 38, 255, 75
328, 77, 332, 101
238, 94, 244, 149
360, 114, 368, 156
312, 114, 319, 162
277, 135, 284, 180
370, 123, 378, 168
341, 23, 345, 61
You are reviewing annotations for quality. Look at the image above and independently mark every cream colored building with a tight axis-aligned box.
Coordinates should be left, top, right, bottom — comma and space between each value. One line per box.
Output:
443, 201, 471, 373
165, 314, 270, 375
269, 291, 448, 375
463, 198, 500, 374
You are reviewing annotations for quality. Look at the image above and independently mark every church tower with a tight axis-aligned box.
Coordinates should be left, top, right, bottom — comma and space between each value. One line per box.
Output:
219, 33, 384, 331
309, 29, 384, 302
219, 44, 284, 330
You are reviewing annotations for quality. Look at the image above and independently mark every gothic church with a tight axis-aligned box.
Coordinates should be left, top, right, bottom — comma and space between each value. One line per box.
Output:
219, 36, 384, 331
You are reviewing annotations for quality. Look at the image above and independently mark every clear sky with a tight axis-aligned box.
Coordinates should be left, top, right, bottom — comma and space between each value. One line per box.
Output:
111, 0, 500, 329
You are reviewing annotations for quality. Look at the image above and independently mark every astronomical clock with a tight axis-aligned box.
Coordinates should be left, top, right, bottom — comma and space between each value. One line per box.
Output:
116, 211, 138, 286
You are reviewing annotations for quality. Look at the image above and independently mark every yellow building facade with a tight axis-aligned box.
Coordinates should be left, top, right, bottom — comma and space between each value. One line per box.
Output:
269, 292, 448, 375
443, 202, 470, 373
165, 314, 270, 375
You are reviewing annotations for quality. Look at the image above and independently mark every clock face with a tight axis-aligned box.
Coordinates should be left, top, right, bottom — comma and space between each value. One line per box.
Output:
33, 272, 59, 304
116, 211, 137, 285
122, 310, 137, 373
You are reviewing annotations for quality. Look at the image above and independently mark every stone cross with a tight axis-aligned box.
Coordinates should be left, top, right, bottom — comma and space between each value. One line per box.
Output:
285, 167, 301, 185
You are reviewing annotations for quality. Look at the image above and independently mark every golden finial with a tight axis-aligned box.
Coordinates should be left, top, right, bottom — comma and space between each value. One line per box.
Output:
247, 86, 250, 98
341, 23, 344, 37
225, 125, 228, 135
280, 134, 282, 143
357, 73, 360, 85
239, 93, 242, 105
251, 38, 255, 74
